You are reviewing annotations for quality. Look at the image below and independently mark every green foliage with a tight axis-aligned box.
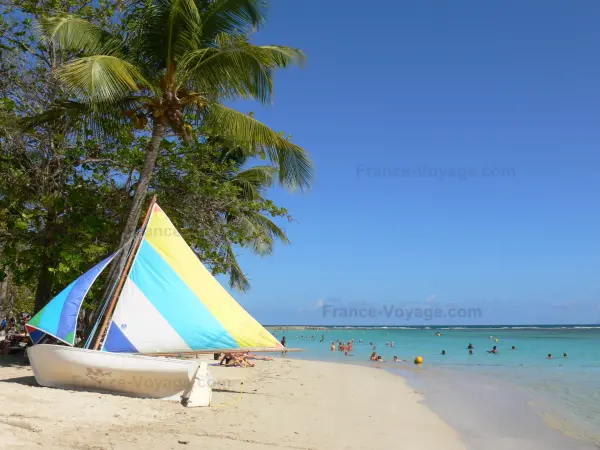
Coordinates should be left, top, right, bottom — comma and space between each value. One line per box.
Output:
1, 0, 307, 313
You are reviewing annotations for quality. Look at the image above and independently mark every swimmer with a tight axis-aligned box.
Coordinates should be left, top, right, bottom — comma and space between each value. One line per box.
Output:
467, 343, 473, 350
547, 353, 552, 359
563, 352, 568, 358
320, 335, 325, 342
468, 349, 473, 355
435, 332, 441, 337
441, 350, 446, 355
487, 345, 498, 354
512, 346, 516, 350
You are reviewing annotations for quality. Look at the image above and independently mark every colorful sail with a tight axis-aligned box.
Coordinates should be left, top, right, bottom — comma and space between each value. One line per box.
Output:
102, 203, 282, 354
26, 252, 119, 345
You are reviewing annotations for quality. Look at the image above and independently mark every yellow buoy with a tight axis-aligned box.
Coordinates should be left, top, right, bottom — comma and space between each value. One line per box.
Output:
414, 356, 423, 364
495, 338, 499, 343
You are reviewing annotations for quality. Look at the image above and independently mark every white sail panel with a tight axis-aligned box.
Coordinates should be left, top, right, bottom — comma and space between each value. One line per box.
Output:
103, 278, 192, 353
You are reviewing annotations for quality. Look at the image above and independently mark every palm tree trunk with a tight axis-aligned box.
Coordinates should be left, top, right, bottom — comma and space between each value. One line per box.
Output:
119, 121, 166, 247
85, 120, 166, 345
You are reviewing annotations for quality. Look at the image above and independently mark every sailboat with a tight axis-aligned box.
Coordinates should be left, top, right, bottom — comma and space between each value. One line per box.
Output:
25, 197, 284, 406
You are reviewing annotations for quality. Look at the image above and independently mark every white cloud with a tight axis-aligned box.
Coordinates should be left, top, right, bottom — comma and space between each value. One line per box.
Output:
424, 294, 436, 304
297, 299, 325, 313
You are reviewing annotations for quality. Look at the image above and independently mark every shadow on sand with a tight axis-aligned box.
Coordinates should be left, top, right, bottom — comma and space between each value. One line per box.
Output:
0, 355, 38, 386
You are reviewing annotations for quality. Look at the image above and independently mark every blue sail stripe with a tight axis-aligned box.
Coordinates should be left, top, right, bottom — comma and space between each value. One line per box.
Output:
129, 240, 238, 350
28, 328, 46, 344
103, 321, 138, 353
56, 253, 118, 342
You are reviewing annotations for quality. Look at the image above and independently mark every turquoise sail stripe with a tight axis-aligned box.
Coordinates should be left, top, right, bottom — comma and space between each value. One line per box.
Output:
130, 240, 238, 350
38, 279, 77, 335
28, 252, 119, 345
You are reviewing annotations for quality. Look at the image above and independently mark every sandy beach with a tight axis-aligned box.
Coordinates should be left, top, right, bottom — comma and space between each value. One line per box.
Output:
0, 356, 465, 450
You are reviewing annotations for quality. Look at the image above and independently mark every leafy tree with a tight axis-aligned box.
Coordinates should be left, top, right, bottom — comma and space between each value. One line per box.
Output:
0, 0, 129, 312
32, 0, 313, 257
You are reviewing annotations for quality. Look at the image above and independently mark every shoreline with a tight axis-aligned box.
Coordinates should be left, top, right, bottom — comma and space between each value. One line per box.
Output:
288, 354, 600, 449
0, 356, 465, 450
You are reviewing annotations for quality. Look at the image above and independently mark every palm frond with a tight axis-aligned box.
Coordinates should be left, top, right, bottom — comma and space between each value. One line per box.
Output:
58, 56, 149, 103
205, 103, 313, 190
201, 0, 268, 41
20, 99, 142, 138
232, 211, 289, 256
230, 165, 277, 199
225, 243, 250, 291
179, 35, 305, 103
165, 0, 203, 68
37, 14, 121, 55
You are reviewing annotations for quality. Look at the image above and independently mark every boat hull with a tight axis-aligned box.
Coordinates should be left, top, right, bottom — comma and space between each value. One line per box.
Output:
28, 344, 205, 401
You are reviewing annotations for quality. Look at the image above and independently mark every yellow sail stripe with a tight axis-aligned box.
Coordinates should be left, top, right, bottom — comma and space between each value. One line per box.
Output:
143, 204, 281, 349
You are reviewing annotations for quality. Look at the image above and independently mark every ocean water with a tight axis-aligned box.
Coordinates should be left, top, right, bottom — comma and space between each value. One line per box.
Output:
268, 326, 600, 444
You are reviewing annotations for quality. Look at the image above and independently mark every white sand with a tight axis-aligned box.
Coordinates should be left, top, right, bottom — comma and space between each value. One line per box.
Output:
0, 357, 465, 450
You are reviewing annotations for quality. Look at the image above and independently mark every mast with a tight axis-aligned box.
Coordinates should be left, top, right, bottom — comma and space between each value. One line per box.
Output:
92, 195, 157, 350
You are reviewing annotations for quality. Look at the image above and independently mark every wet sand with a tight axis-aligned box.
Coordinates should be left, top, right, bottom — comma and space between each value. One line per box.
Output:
390, 364, 599, 450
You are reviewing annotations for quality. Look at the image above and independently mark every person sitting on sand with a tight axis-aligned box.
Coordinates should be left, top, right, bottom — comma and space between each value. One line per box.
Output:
245, 352, 273, 361
221, 352, 255, 367
218, 352, 234, 366
370, 352, 378, 361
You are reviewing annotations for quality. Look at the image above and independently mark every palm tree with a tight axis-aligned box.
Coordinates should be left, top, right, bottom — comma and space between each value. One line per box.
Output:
32, 0, 312, 252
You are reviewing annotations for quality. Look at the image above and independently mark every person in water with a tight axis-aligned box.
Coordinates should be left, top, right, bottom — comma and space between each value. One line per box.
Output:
441, 350, 446, 355
512, 346, 516, 350
468, 349, 473, 355
320, 335, 325, 343
467, 343, 473, 350
547, 353, 552, 359
487, 346, 498, 354
370, 352, 378, 361
563, 352, 568, 358
377, 355, 384, 362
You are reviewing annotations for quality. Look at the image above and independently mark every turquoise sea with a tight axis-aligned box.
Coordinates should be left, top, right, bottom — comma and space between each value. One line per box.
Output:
268, 325, 600, 445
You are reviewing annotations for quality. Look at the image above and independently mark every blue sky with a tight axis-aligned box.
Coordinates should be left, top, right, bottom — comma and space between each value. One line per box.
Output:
218, 0, 600, 325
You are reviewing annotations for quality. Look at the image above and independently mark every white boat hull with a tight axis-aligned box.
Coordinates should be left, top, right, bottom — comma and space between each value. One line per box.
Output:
28, 344, 212, 403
